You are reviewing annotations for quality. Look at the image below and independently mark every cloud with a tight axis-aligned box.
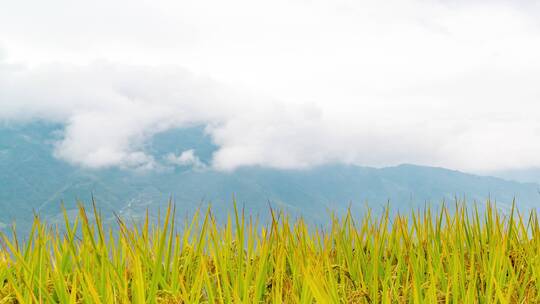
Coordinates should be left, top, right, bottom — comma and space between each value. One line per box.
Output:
0, 61, 242, 169
1, 0, 540, 172
166, 150, 207, 170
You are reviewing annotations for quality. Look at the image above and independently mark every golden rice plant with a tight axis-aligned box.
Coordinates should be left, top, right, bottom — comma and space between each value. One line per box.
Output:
1, 201, 539, 303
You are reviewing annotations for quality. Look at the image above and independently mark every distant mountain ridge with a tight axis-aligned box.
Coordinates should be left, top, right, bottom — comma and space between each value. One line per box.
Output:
1, 122, 539, 231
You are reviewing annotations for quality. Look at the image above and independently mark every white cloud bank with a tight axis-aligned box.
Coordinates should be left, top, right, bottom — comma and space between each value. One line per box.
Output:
1, 0, 540, 172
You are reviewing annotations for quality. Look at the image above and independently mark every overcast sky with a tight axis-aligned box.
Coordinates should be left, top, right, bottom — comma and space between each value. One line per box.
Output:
1, 0, 540, 172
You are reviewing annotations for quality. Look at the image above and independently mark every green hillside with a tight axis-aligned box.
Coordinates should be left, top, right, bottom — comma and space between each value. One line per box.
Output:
1, 122, 539, 232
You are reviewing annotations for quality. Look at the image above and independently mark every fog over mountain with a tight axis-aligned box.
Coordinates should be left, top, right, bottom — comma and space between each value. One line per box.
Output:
1, 122, 539, 232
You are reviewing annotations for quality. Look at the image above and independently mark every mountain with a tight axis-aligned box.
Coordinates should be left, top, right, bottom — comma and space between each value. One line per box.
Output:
1, 122, 539, 232
490, 168, 540, 185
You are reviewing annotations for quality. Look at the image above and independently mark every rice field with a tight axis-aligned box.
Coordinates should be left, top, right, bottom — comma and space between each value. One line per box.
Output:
1, 202, 539, 303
